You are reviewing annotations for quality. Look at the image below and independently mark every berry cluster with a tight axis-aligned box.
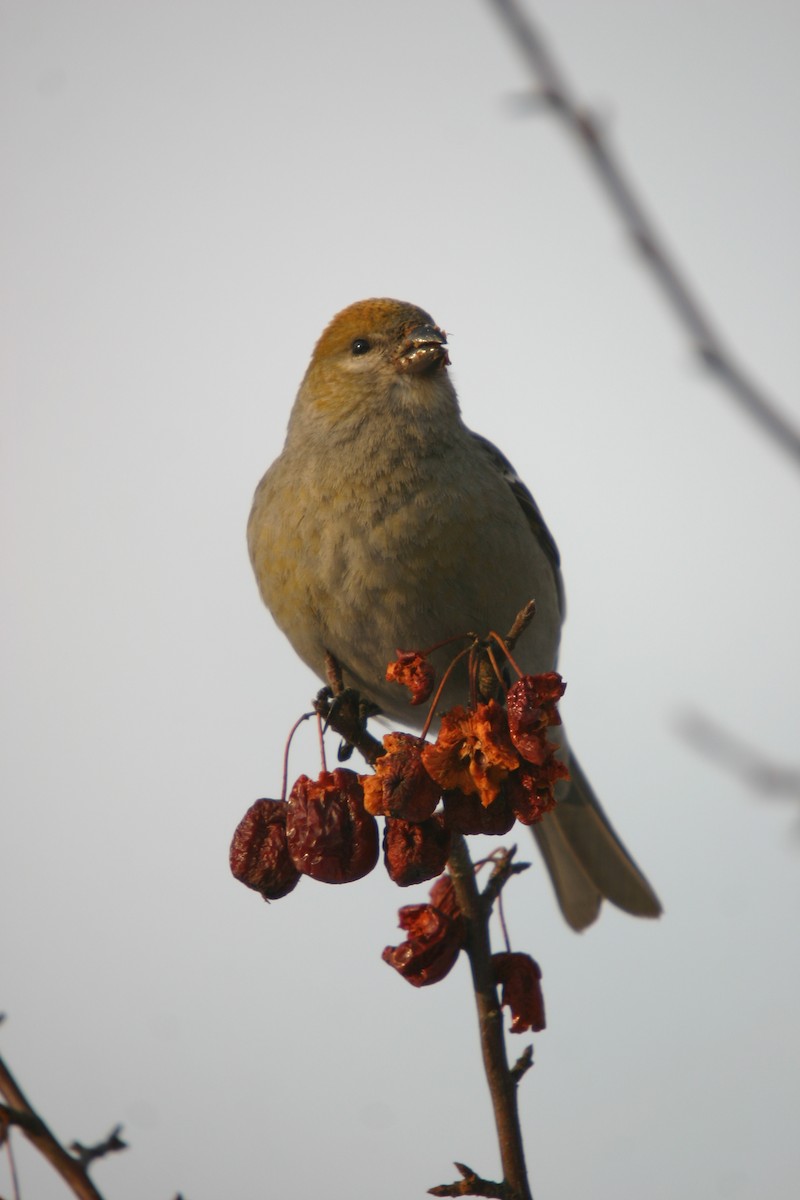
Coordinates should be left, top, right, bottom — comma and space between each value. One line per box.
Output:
230, 646, 564, 1016
231, 658, 566, 893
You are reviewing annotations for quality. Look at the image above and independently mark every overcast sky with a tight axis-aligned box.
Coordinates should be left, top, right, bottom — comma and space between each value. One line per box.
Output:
2, 2, 799, 1198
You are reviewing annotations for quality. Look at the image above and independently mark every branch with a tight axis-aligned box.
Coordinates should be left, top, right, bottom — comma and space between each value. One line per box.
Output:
676, 710, 800, 804
0, 1051, 111, 1200
70, 1125, 128, 1169
485, 0, 800, 467
430, 1160, 511, 1198
509, 1045, 534, 1086
446, 835, 533, 1200
502, 601, 537, 654
480, 846, 531, 917
318, 640, 540, 1197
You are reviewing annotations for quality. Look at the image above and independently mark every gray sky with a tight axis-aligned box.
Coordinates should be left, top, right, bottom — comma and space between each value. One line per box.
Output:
2, 1, 799, 1197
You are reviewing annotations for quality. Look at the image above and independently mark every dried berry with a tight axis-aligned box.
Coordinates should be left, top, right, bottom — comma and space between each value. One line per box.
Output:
362, 732, 440, 821
505, 758, 569, 825
493, 952, 546, 1033
506, 673, 566, 764
286, 769, 379, 884
229, 798, 301, 901
442, 787, 515, 836
382, 892, 465, 987
427, 874, 462, 920
384, 813, 451, 887
422, 700, 519, 807
385, 650, 435, 706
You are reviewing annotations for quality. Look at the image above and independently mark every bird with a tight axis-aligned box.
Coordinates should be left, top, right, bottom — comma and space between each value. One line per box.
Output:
247, 298, 661, 930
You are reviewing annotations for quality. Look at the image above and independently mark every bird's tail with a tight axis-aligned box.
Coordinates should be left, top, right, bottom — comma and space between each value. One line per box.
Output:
532, 751, 662, 931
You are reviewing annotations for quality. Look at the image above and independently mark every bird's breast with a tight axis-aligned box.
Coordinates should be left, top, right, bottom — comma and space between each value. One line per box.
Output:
248, 437, 562, 725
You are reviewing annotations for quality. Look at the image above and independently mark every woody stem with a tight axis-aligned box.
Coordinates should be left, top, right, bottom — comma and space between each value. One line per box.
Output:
447, 834, 533, 1200
0, 1051, 107, 1200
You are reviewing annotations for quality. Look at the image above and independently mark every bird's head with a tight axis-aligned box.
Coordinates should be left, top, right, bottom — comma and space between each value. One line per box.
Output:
292, 299, 455, 432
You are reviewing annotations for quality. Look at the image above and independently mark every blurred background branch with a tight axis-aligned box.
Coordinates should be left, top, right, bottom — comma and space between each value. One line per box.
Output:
677, 710, 800, 822
486, 0, 800, 467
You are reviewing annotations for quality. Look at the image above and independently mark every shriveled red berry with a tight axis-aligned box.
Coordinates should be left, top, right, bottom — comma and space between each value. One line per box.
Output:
422, 701, 518, 807
505, 758, 569, 825
442, 788, 515, 836
382, 873, 465, 986
493, 951, 546, 1033
507, 673, 566, 764
229, 798, 301, 901
362, 733, 440, 821
383, 813, 451, 887
427, 874, 462, 920
383, 904, 463, 986
286, 768, 379, 884
385, 650, 435, 706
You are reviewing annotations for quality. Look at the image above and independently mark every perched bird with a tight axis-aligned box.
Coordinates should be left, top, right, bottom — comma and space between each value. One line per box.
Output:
248, 298, 661, 930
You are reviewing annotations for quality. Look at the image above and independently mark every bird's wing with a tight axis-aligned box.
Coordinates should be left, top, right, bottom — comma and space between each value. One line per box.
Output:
470, 437, 661, 930
470, 431, 565, 616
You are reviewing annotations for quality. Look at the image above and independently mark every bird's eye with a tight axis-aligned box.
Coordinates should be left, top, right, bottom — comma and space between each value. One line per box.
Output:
351, 338, 371, 356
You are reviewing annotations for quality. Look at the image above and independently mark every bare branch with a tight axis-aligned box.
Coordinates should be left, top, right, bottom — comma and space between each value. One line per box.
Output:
485, 0, 800, 467
0, 1052, 112, 1200
70, 1125, 128, 1169
447, 835, 533, 1200
509, 1045, 534, 1085
429, 1160, 511, 1198
480, 846, 531, 917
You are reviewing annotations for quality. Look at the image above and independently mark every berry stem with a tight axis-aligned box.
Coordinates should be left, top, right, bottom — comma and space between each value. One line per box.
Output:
281, 711, 314, 802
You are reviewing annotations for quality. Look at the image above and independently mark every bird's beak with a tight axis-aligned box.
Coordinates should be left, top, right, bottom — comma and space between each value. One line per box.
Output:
396, 323, 450, 375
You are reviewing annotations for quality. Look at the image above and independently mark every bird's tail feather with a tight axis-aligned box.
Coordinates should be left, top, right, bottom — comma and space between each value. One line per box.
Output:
532, 752, 662, 931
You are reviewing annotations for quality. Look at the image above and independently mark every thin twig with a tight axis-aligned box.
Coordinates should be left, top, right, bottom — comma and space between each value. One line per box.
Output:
503, 601, 536, 653
70, 1125, 128, 1169
0, 1108, 22, 1200
430, 1160, 510, 1197
447, 835, 533, 1200
509, 1046, 534, 1086
0, 1055, 108, 1200
481, 847, 531, 918
485, 0, 800, 467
